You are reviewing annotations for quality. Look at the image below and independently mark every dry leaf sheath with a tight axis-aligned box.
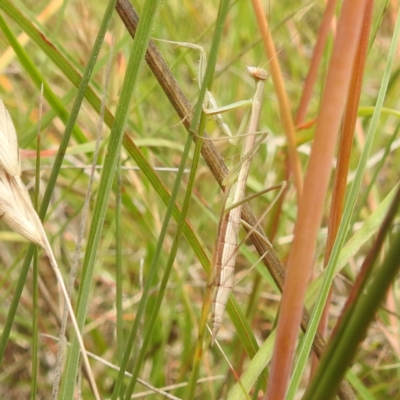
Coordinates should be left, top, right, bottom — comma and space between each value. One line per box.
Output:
0, 99, 100, 400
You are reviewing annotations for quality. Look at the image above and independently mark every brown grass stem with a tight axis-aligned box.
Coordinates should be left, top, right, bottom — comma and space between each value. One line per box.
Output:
250, 0, 303, 199
265, 2, 370, 399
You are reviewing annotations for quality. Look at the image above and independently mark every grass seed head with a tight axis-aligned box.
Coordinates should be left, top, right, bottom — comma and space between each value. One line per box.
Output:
0, 100, 20, 177
0, 100, 44, 246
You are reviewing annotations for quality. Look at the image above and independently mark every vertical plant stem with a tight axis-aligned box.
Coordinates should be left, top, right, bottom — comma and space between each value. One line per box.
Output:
295, 0, 338, 125
250, 0, 303, 198
31, 93, 43, 400
115, 158, 124, 363
31, 248, 38, 400
265, 2, 369, 399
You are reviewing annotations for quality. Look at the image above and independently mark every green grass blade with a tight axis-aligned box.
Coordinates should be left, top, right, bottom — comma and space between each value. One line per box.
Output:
303, 184, 400, 400
114, 1, 232, 397
345, 370, 374, 400
31, 98, 42, 400
306, 181, 400, 304
62, 1, 163, 398
0, 14, 86, 144
115, 159, 124, 363
227, 330, 275, 400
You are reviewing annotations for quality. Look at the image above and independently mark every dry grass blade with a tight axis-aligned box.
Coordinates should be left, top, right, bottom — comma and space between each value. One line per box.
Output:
0, 99, 101, 400
0, 171, 43, 245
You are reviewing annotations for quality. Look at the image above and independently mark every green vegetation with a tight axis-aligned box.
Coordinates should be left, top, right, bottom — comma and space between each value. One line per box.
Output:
0, 1, 399, 399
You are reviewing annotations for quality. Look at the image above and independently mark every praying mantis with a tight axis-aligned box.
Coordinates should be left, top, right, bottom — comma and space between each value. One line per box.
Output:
160, 39, 278, 342
206, 66, 269, 342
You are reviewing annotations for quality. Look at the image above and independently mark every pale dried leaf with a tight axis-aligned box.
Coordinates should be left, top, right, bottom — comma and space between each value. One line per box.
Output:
0, 169, 43, 246
0, 99, 20, 177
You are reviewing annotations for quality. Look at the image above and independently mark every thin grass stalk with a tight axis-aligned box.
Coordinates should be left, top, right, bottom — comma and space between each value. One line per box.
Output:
62, 1, 164, 397
54, 27, 115, 400
31, 91, 43, 400
288, 2, 400, 398
185, 119, 217, 400
265, 2, 369, 399
295, 0, 338, 126
250, 0, 303, 198
31, 245, 39, 400
115, 157, 124, 363
226, 327, 277, 400
39, 235, 101, 400
30, 144, 40, 400
212, 336, 252, 400
303, 183, 400, 400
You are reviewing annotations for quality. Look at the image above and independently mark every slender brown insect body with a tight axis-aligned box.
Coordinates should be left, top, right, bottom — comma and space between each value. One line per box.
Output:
211, 67, 268, 343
